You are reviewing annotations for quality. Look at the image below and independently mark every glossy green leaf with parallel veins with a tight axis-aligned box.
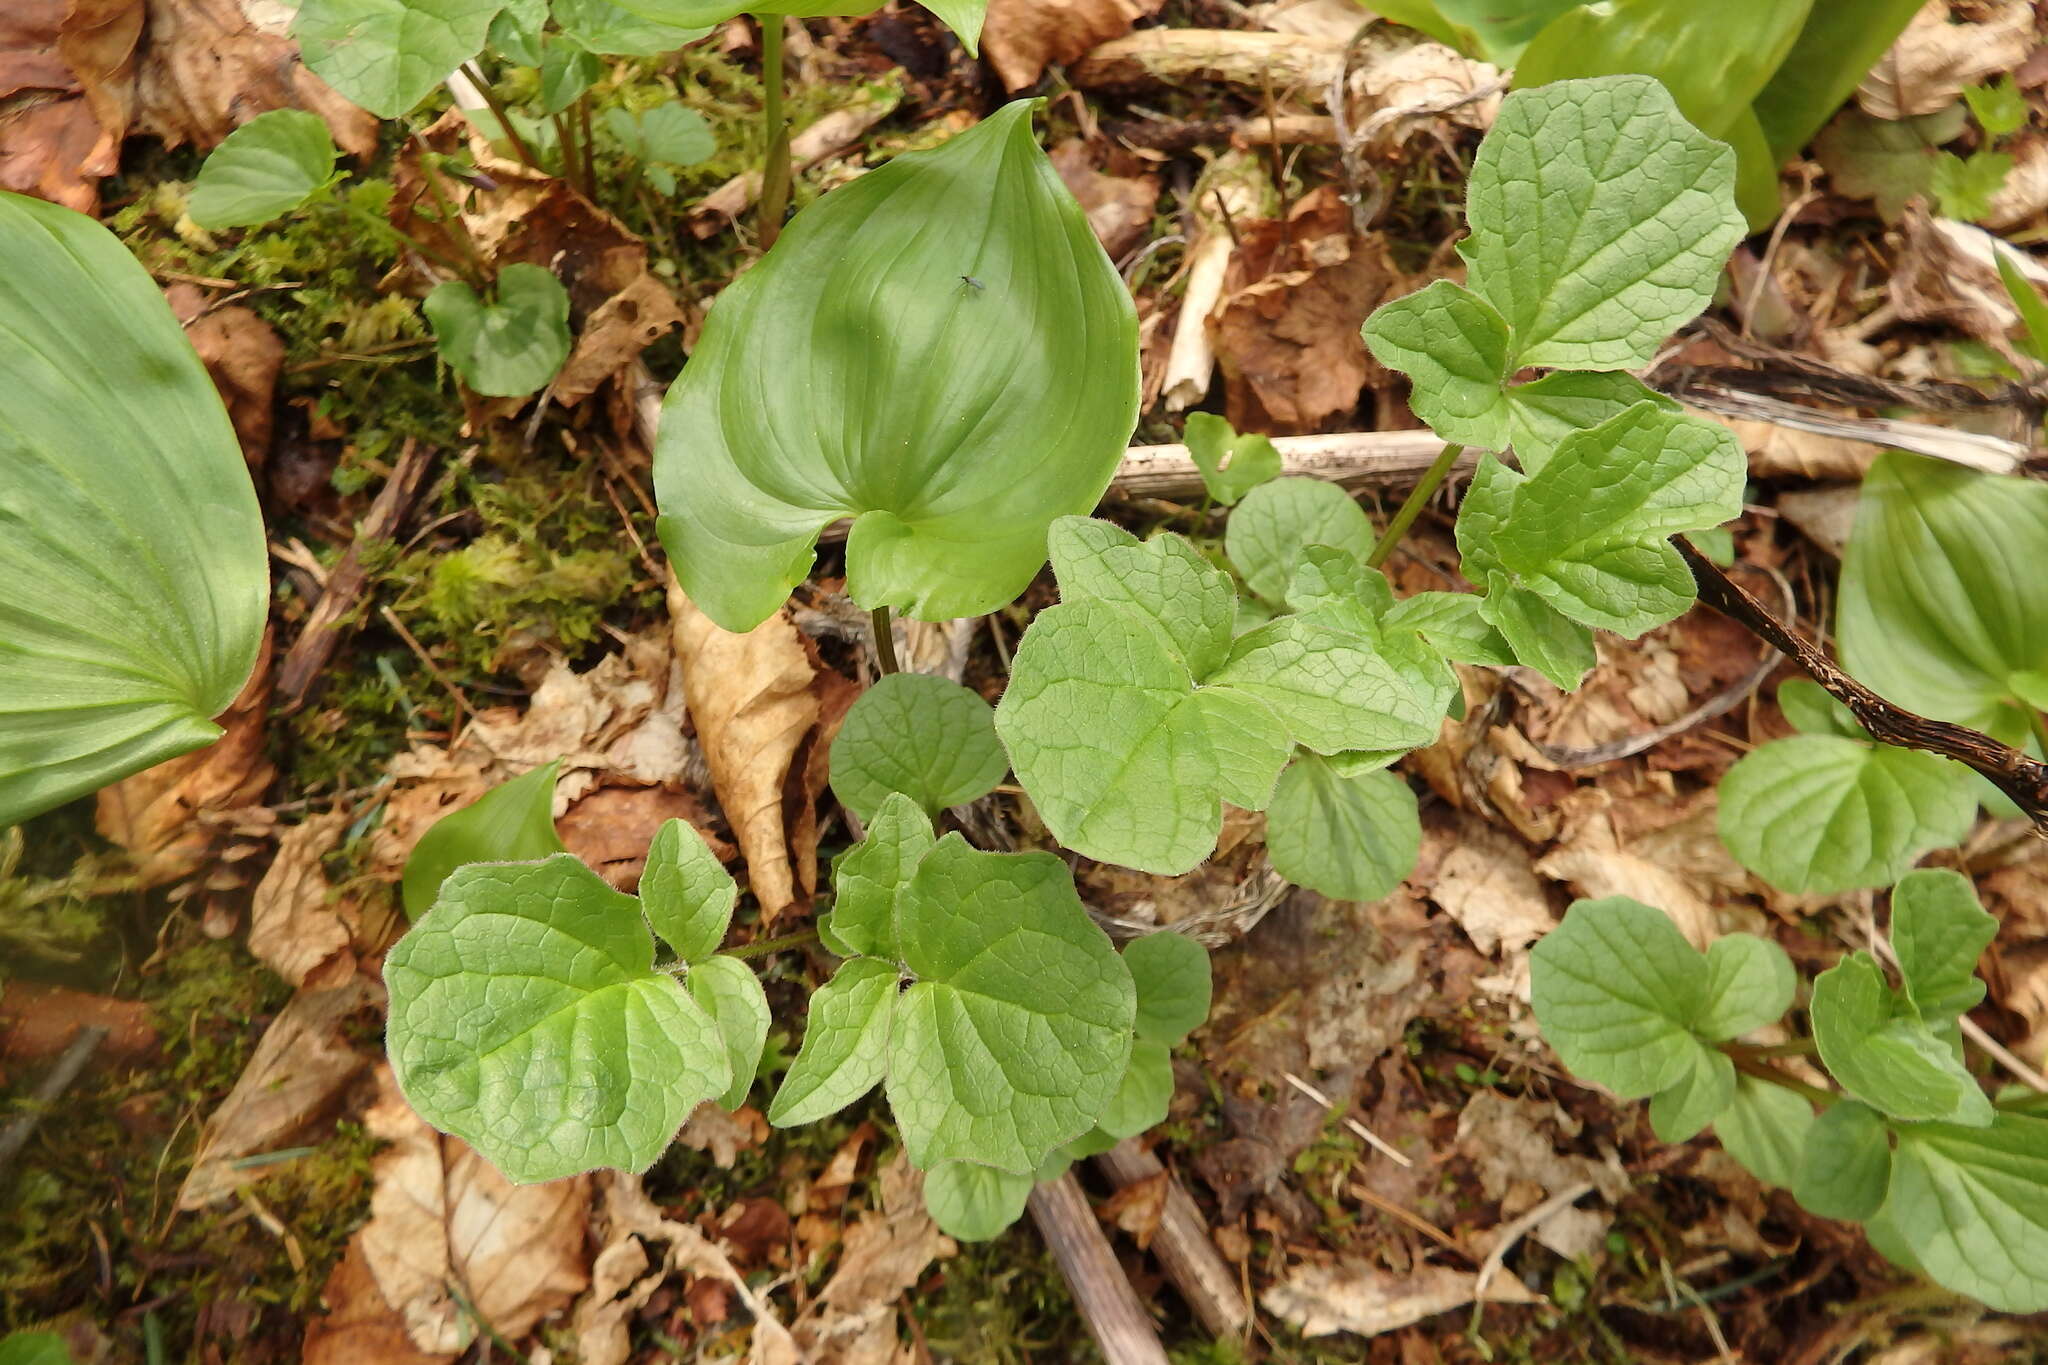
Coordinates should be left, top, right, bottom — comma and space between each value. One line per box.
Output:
639, 818, 736, 963
1884, 1112, 2048, 1312
424, 264, 572, 398
1224, 477, 1375, 606
401, 760, 566, 919
820, 792, 931, 960
1751, 0, 1925, 160
655, 102, 1136, 631
766, 956, 898, 1127
1647, 1047, 1734, 1143
0, 193, 267, 828
1183, 412, 1282, 507
291, 0, 500, 119
188, 110, 336, 229
1361, 280, 1513, 450
1795, 1100, 1891, 1221
1839, 453, 2048, 748
1124, 931, 1211, 1045
1265, 758, 1420, 903
384, 854, 731, 1182
888, 836, 1135, 1173
1811, 952, 1992, 1127
1461, 77, 1743, 370
924, 1160, 1034, 1241
1530, 897, 1713, 1099
829, 673, 1007, 823
1714, 1075, 1813, 1190
686, 955, 770, 1111
1890, 869, 1996, 1028
1716, 736, 1977, 895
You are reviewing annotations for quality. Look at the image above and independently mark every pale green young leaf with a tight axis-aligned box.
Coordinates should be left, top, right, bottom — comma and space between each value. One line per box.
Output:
1965, 76, 2029, 138
1713, 1076, 1813, 1190
1048, 517, 1236, 679
187, 110, 336, 229
291, 0, 500, 119
553, 0, 712, 56
1381, 591, 1515, 667
1266, 758, 1420, 903
914, 0, 986, 54
1930, 149, 2013, 223
1461, 76, 1743, 369
1994, 249, 2048, 363
996, 597, 1291, 875
1778, 679, 1863, 738
1224, 477, 1375, 606
923, 1162, 1033, 1242
1478, 574, 1597, 691
1183, 412, 1283, 507
1453, 453, 1516, 582
655, 102, 1136, 631
1811, 952, 1993, 1126
1124, 931, 1211, 1046
1502, 371, 1678, 475
821, 793, 931, 961
2011, 668, 2048, 712
1360, 280, 1512, 450
1696, 934, 1797, 1041
1209, 616, 1454, 755
424, 264, 572, 398
401, 759, 566, 919
1884, 1113, 2048, 1312
1647, 1047, 1735, 1143
1530, 897, 1713, 1097
1285, 548, 1397, 639
1840, 452, 2048, 747
487, 0, 543, 63
639, 818, 736, 963
686, 956, 770, 1111
767, 957, 897, 1128
0, 1334, 74, 1365
1795, 1101, 1891, 1221
539, 39, 601, 114
829, 672, 1008, 823
0, 193, 267, 827
1890, 868, 1996, 1027
889, 837, 1135, 1173
1095, 1038, 1173, 1140
384, 854, 730, 1183
1716, 736, 1977, 894
603, 105, 716, 165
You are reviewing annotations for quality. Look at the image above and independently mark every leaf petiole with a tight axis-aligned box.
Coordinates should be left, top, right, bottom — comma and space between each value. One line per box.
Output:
758, 19, 791, 249
725, 927, 820, 961
1365, 442, 1464, 570
1727, 1051, 1839, 1108
871, 605, 901, 676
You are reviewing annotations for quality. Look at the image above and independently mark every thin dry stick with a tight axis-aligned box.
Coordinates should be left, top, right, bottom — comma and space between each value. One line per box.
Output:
1472, 1178, 1594, 1301
379, 604, 482, 728
1028, 1173, 1172, 1365
0, 1025, 108, 1178
1096, 1140, 1251, 1339
1283, 1072, 1413, 1167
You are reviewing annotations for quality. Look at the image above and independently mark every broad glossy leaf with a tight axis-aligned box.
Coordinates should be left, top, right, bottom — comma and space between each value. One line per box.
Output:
1462, 77, 1743, 370
889, 836, 1134, 1173
1695, 933, 1797, 1041
1095, 1037, 1173, 1140
604, 104, 715, 164
384, 854, 730, 1182
1502, 371, 1677, 475
424, 264, 572, 398
1752, 0, 1925, 160
1713, 1075, 1813, 1189
291, 0, 500, 119
188, 110, 336, 229
1224, 477, 1375, 606
767, 956, 898, 1127
0, 193, 266, 827
553, 0, 712, 55
639, 817, 736, 963
1124, 930, 1211, 1046
1530, 897, 1712, 1098
1647, 1047, 1735, 1143
1716, 736, 1976, 894
924, 1161, 1033, 1241
1184, 412, 1282, 506
687, 955, 770, 1111
1795, 1100, 1890, 1221
1839, 453, 2048, 747
655, 102, 1136, 631
1265, 758, 1420, 903
829, 672, 1007, 823
401, 759, 566, 919
1890, 868, 1996, 1028
1884, 1113, 2048, 1312
1050, 517, 1237, 679
1361, 280, 1512, 450
1811, 952, 1992, 1126
820, 792, 931, 960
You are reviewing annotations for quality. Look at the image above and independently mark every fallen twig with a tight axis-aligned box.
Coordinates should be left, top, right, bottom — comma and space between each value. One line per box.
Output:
1096, 1139, 1251, 1339
1028, 1172, 1171, 1365
0, 1025, 109, 1179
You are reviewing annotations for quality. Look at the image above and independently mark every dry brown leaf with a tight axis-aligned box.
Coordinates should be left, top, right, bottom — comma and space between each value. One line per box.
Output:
677, 1101, 769, 1169
1777, 484, 1863, 558
166, 284, 286, 468
1890, 209, 2039, 362
794, 1155, 955, 1365
347, 1063, 589, 1356
0, 0, 139, 211
667, 577, 822, 927
1049, 138, 1159, 261
1098, 1169, 1169, 1250
1258, 0, 1367, 40
96, 632, 275, 889
552, 272, 687, 405
246, 810, 357, 990
1263, 1261, 1538, 1337
1535, 790, 1722, 949
133, 0, 376, 156
0, 981, 157, 1067
557, 783, 730, 891
1353, 39, 1503, 132
1455, 1091, 1627, 1260
178, 972, 378, 1208
1426, 814, 1554, 959
983, 0, 1166, 92
1984, 133, 2048, 230
301, 1240, 455, 1365
1858, 1, 2035, 120
1725, 415, 1882, 481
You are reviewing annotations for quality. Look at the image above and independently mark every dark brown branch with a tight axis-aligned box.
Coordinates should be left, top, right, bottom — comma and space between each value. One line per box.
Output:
1676, 536, 2048, 832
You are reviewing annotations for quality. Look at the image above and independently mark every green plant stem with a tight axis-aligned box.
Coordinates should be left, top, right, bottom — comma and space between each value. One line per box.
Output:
1365, 442, 1465, 570
1728, 1051, 1838, 1108
2027, 705, 2048, 758
1729, 1038, 1818, 1060
871, 605, 900, 676
758, 19, 792, 248
726, 928, 820, 961
463, 62, 542, 173
408, 136, 492, 290
577, 95, 598, 200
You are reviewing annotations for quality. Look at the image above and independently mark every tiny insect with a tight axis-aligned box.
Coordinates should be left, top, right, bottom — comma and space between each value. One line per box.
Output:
958, 274, 985, 293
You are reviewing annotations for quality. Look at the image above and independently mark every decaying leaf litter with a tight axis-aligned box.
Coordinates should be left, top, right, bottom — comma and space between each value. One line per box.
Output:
6, 1, 2048, 1362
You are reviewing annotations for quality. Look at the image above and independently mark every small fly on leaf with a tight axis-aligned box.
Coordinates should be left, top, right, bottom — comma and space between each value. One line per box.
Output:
958, 274, 985, 294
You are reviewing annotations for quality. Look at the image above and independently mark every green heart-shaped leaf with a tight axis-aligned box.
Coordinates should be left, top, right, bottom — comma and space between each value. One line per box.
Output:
828, 672, 1008, 823
1124, 931, 1211, 1046
1361, 279, 1513, 451
291, 0, 501, 119
1883, 1113, 2048, 1312
924, 1161, 1034, 1241
1890, 868, 1996, 1029
1647, 1047, 1735, 1142
1224, 477, 1375, 607
766, 956, 898, 1128
188, 110, 337, 229
1183, 412, 1283, 507
1713, 1074, 1813, 1190
1811, 952, 1992, 1127
1795, 1100, 1891, 1221
424, 263, 573, 398
603, 104, 716, 164
1264, 757, 1420, 903
687, 955, 771, 1111
0, 193, 267, 827
820, 792, 932, 960
654, 101, 1136, 631
1530, 897, 1712, 1098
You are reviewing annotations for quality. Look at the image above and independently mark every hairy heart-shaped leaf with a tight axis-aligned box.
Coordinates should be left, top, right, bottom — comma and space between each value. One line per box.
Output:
0, 193, 267, 827
820, 792, 932, 960
401, 759, 567, 918
423, 264, 572, 398
1264, 758, 1420, 903
1811, 952, 1992, 1127
291, 0, 501, 119
924, 1160, 1035, 1240
829, 673, 1008, 822
1647, 1048, 1735, 1142
1361, 280, 1514, 450
687, 955, 770, 1111
1124, 931, 1211, 1046
604, 104, 716, 164
655, 101, 1136, 631
1183, 413, 1282, 506
767, 956, 898, 1127
1531, 898, 1714, 1098
1714, 1075, 1813, 1190
1890, 869, 1996, 1029
1224, 477, 1376, 606
188, 110, 337, 229
1796, 1100, 1891, 1221
1883, 1113, 2048, 1312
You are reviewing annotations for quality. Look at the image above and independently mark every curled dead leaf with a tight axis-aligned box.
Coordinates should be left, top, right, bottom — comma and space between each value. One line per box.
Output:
1858, 1, 2035, 121
246, 810, 358, 991
1263, 1260, 1537, 1337
984, 0, 1167, 92
166, 283, 286, 468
